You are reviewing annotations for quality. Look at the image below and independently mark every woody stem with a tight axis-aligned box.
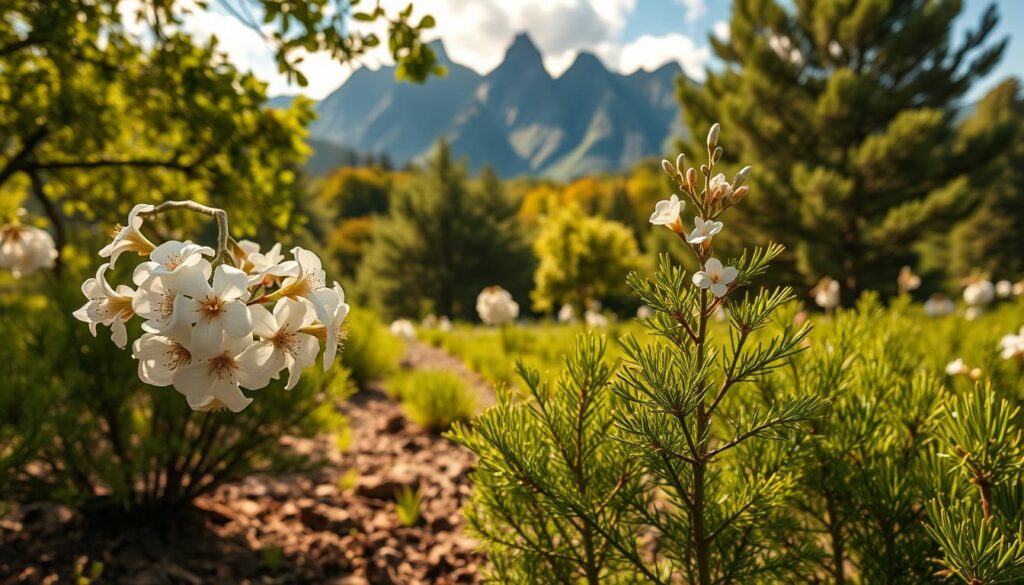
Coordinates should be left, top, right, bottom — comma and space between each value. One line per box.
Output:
140, 200, 230, 266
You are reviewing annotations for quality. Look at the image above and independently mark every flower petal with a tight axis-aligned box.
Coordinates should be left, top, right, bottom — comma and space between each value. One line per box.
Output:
221, 301, 253, 338
720, 266, 739, 285
692, 271, 709, 288
236, 341, 282, 389
213, 265, 249, 300
209, 380, 252, 412
248, 304, 278, 339
173, 362, 216, 409
190, 319, 224, 360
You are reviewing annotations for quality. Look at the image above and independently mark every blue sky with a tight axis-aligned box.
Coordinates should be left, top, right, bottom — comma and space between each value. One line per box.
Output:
184, 0, 1023, 101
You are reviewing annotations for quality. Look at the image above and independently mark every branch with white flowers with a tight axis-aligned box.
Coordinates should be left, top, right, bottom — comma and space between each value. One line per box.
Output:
73, 201, 351, 413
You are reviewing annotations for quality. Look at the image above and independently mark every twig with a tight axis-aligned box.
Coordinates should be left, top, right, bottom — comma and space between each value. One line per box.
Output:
139, 200, 231, 265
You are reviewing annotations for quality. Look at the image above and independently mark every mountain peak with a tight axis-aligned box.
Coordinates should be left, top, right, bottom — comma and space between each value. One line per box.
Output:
563, 51, 610, 78
503, 32, 543, 67
426, 38, 450, 64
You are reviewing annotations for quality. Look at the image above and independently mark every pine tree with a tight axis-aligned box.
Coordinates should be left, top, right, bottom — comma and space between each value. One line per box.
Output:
679, 0, 1006, 302
454, 125, 825, 583
359, 141, 531, 318
950, 78, 1024, 280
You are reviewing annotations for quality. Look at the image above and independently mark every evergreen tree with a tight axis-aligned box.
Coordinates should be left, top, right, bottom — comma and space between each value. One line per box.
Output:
950, 78, 1024, 280
679, 0, 1006, 302
359, 141, 531, 318
455, 126, 825, 584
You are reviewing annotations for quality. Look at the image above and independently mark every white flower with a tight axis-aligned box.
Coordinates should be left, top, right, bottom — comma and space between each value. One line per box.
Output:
1014, 282, 1024, 297
584, 310, 608, 328
72, 263, 135, 348
132, 331, 192, 387
965, 306, 983, 321
812, 277, 841, 310
134, 240, 214, 285
636, 305, 653, 320
247, 298, 320, 390
945, 358, 969, 377
390, 319, 416, 341
238, 241, 297, 286
422, 314, 439, 329
996, 280, 1012, 298
708, 174, 733, 203
276, 247, 332, 330
310, 282, 349, 370
0, 223, 58, 277
172, 333, 267, 412
963, 280, 995, 306
923, 294, 954, 317
438, 316, 453, 332
99, 204, 156, 267
558, 303, 576, 324
686, 216, 723, 245
999, 327, 1024, 360
176, 264, 254, 358
649, 194, 684, 232
692, 258, 738, 298
131, 262, 211, 334
476, 286, 520, 325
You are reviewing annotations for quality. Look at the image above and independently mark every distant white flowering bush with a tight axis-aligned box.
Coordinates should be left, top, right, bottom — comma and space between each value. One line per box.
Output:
72, 201, 349, 412
476, 285, 519, 326
0, 216, 57, 277
390, 318, 416, 340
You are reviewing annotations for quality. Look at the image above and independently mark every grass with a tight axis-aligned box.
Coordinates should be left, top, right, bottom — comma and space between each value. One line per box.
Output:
341, 307, 405, 387
395, 485, 423, 527
388, 371, 477, 432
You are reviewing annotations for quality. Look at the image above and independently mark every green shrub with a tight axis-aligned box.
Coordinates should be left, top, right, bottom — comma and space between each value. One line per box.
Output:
341, 308, 404, 388
390, 371, 476, 432
0, 275, 352, 520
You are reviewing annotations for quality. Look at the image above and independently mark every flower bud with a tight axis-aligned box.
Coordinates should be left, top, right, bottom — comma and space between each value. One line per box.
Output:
700, 163, 709, 176
706, 123, 720, 151
734, 165, 752, 186
686, 168, 698, 193
731, 185, 749, 203
661, 159, 679, 180
675, 153, 685, 173
712, 146, 723, 164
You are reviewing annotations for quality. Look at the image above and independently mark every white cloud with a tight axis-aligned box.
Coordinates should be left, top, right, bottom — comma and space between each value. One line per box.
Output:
713, 20, 730, 41
617, 33, 711, 80
163, 0, 715, 98
677, 0, 706, 22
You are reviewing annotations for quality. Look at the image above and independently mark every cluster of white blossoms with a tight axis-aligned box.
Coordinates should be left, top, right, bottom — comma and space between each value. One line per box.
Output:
1000, 327, 1024, 361
72, 202, 349, 413
0, 213, 58, 278
651, 124, 749, 301
945, 358, 982, 380
390, 319, 417, 341
476, 286, 519, 326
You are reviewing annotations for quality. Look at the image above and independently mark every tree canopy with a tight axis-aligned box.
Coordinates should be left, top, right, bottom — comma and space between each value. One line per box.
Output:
0, 0, 439, 269
679, 0, 1006, 302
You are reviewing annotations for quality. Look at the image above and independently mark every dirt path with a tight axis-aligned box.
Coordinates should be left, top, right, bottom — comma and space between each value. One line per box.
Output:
400, 340, 496, 409
0, 340, 495, 585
